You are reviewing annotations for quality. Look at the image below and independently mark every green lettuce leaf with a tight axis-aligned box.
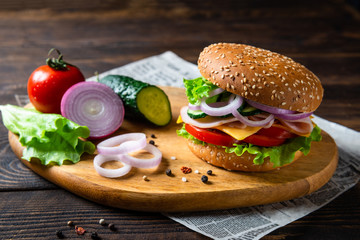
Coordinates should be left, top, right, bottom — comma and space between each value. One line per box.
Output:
183, 76, 219, 105
0, 104, 95, 165
177, 124, 322, 168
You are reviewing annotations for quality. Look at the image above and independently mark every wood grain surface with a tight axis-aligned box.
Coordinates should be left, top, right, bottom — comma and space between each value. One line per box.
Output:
0, 0, 359, 239
8, 87, 338, 212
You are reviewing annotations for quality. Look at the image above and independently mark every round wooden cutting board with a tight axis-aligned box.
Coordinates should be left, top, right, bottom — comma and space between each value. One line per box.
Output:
8, 86, 338, 212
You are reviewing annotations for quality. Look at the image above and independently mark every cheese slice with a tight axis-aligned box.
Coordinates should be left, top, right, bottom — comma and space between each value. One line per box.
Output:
213, 125, 262, 140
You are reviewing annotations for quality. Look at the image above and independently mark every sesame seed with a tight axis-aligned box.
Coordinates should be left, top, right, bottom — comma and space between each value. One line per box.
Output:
281, 102, 286, 105
221, 75, 225, 79
244, 86, 247, 91
182, 177, 187, 182
250, 66, 255, 70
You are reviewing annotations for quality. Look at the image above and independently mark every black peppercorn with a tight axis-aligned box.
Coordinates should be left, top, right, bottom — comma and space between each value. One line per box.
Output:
56, 230, 64, 239
165, 169, 172, 176
151, 134, 156, 138
149, 140, 155, 145
201, 175, 208, 183
207, 170, 213, 175
91, 232, 99, 240
108, 223, 116, 231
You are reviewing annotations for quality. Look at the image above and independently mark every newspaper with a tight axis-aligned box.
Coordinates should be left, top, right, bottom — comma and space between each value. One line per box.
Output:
16, 51, 360, 240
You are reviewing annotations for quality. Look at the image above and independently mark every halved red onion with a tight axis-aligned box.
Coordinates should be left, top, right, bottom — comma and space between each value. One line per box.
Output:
232, 109, 275, 127
274, 112, 313, 120
180, 106, 239, 128
61, 82, 124, 139
119, 144, 162, 169
246, 99, 295, 115
93, 154, 132, 178
200, 94, 243, 116
97, 133, 146, 155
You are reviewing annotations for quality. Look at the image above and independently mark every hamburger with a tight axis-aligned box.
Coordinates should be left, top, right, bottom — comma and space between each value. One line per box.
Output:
177, 43, 323, 172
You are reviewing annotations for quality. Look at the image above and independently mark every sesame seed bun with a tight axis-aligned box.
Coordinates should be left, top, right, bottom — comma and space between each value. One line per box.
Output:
198, 43, 323, 112
187, 139, 303, 172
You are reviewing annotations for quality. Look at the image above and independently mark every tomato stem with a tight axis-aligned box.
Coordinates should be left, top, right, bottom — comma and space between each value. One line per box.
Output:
46, 48, 73, 70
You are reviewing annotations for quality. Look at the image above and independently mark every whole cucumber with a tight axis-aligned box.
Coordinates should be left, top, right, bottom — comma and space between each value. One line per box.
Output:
99, 75, 172, 126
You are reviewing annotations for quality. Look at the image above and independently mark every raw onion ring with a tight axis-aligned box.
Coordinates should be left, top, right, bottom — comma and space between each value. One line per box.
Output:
97, 133, 147, 155
246, 99, 295, 115
119, 144, 162, 169
208, 88, 225, 97
188, 103, 201, 111
274, 112, 313, 120
180, 106, 239, 128
232, 109, 275, 127
93, 154, 132, 178
200, 94, 243, 116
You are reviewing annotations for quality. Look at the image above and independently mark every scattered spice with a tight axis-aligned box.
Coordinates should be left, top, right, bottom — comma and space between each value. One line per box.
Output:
151, 134, 156, 138
143, 175, 149, 181
165, 169, 172, 176
99, 218, 106, 226
182, 177, 187, 182
201, 175, 208, 183
108, 223, 116, 231
194, 170, 199, 174
67, 220, 74, 226
55, 230, 64, 239
181, 166, 192, 174
149, 140, 155, 145
207, 170, 213, 175
75, 226, 86, 235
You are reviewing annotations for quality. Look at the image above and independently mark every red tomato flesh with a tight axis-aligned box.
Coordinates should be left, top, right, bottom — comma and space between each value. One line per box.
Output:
185, 124, 296, 147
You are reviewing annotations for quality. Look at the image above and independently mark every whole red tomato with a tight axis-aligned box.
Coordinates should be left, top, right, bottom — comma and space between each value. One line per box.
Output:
27, 49, 85, 114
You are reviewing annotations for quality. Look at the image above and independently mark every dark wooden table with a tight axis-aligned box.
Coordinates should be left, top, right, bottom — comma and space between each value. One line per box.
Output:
0, 0, 359, 239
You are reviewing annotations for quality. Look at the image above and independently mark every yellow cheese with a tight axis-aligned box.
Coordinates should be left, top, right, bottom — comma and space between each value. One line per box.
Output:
213, 125, 262, 140
176, 115, 183, 124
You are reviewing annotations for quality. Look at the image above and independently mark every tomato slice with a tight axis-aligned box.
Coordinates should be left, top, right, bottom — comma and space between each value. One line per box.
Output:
185, 124, 292, 147
256, 126, 297, 139
185, 124, 238, 147
242, 134, 286, 147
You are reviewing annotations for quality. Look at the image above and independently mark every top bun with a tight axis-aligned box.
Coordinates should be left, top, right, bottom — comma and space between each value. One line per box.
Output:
198, 43, 323, 112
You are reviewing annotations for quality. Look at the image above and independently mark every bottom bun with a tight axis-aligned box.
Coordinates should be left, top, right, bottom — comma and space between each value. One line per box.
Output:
187, 140, 302, 172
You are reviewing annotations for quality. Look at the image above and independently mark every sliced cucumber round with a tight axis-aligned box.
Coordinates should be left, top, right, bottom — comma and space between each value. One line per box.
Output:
187, 109, 207, 119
